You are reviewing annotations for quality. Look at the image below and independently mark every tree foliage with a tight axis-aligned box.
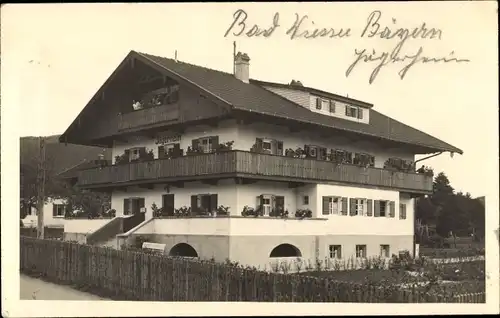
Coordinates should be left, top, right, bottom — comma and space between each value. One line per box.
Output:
416, 170, 485, 245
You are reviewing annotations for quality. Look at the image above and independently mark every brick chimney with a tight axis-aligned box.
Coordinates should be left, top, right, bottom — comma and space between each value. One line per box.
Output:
234, 52, 250, 83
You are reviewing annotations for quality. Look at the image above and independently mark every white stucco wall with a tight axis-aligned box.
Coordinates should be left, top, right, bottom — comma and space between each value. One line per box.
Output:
109, 119, 415, 168
116, 180, 412, 238
237, 122, 415, 167
111, 120, 239, 164
111, 179, 238, 219
316, 183, 414, 236
64, 218, 111, 234
23, 198, 67, 228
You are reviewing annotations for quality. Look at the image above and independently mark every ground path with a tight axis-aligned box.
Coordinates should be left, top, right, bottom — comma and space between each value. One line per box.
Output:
20, 274, 109, 300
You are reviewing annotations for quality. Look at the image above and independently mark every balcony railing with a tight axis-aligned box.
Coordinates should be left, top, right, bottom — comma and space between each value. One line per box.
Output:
118, 103, 180, 131
78, 151, 433, 193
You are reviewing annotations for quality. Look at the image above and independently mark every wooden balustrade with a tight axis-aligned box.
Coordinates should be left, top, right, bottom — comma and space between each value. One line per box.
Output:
118, 103, 180, 131
78, 151, 432, 193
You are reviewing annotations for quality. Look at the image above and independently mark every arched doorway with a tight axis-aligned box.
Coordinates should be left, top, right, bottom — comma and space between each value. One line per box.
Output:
169, 243, 198, 257
269, 244, 302, 258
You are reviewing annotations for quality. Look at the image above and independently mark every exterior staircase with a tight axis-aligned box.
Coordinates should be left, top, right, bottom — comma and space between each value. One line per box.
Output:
86, 212, 145, 247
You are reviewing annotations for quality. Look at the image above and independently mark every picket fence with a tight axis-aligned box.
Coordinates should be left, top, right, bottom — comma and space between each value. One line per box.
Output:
19, 237, 485, 303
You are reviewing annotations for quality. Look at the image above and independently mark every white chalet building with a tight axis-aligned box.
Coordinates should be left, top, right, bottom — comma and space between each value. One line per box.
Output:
59, 50, 462, 269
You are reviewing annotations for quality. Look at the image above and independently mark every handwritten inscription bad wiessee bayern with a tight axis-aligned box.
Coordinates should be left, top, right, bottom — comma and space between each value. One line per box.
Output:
224, 9, 470, 84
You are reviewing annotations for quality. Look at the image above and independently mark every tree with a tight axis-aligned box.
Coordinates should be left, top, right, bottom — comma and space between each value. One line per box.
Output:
431, 172, 454, 207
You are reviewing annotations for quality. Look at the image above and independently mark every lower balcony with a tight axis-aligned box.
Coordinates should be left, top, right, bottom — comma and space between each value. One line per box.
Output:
77, 151, 432, 193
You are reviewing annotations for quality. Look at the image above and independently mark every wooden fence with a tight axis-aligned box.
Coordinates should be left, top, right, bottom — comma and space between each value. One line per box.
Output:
19, 237, 485, 302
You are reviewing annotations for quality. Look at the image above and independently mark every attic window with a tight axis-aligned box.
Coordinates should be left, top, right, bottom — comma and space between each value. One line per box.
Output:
345, 106, 358, 118
315, 98, 322, 110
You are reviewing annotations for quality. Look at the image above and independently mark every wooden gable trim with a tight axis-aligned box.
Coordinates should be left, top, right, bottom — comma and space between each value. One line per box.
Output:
60, 50, 234, 144
134, 52, 233, 110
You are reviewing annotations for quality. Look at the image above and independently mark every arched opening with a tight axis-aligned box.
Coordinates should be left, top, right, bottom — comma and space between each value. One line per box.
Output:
169, 243, 198, 257
269, 244, 302, 258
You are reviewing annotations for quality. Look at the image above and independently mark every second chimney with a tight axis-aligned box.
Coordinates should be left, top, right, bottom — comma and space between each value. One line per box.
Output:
234, 52, 250, 83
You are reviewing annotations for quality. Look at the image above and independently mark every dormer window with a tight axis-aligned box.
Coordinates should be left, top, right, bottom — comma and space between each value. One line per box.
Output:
262, 139, 272, 151
346, 105, 364, 119
346, 105, 358, 118
315, 98, 322, 110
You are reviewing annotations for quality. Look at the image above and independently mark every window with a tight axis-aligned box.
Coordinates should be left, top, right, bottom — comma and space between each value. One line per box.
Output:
355, 199, 365, 216
329, 100, 336, 113
399, 203, 407, 220
356, 245, 367, 258
345, 105, 358, 118
380, 245, 390, 258
309, 146, 317, 157
379, 201, 387, 217
199, 137, 213, 153
315, 97, 322, 110
261, 195, 272, 215
192, 194, 218, 213
123, 198, 145, 216
129, 148, 140, 161
329, 197, 339, 214
52, 204, 66, 217
329, 245, 342, 259
262, 140, 272, 151
303, 196, 309, 205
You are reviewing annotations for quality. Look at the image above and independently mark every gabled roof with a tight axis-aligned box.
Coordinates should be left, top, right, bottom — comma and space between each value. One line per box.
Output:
62, 50, 463, 155
57, 158, 111, 179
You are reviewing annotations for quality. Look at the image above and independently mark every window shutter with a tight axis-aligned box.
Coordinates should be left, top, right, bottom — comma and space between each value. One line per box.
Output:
192, 138, 200, 151
124, 149, 130, 161
210, 194, 218, 212
367, 199, 373, 216
358, 108, 363, 119
329, 100, 336, 113
349, 198, 356, 216
316, 98, 321, 109
304, 145, 310, 157
275, 196, 285, 209
123, 198, 130, 215
139, 198, 145, 209
402, 204, 407, 219
322, 197, 330, 215
374, 200, 380, 217
190, 195, 198, 212
52, 204, 57, 216
173, 143, 182, 157
341, 197, 348, 215
345, 106, 350, 116
319, 147, 327, 160
277, 141, 284, 156
389, 201, 395, 218
158, 146, 165, 159
255, 138, 263, 151
257, 195, 264, 213
210, 136, 220, 151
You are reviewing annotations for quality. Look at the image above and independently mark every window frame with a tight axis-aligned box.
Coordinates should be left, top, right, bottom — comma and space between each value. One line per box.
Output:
315, 97, 322, 110
329, 197, 340, 214
303, 195, 309, 205
329, 245, 342, 259
355, 198, 365, 216
345, 105, 358, 118
355, 244, 367, 258
379, 201, 387, 217
53, 204, 66, 217
380, 244, 390, 258
329, 100, 336, 113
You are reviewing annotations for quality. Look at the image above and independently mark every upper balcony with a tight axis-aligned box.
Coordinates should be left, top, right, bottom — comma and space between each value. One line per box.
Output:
77, 151, 433, 194
118, 103, 180, 132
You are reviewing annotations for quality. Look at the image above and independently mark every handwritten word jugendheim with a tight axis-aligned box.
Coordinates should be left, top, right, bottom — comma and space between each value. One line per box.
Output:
347, 10, 470, 84
223, 9, 470, 84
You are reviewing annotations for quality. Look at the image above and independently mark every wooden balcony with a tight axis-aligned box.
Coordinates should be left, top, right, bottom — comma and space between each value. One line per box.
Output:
118, 103, 180, 131
77, 151, 433, 193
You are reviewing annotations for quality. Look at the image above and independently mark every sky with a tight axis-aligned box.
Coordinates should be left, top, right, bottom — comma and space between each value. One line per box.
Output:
1, 2, 498, 198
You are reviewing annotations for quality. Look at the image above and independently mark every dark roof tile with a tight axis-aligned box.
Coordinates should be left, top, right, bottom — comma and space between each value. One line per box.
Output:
134, 51, 462, 154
